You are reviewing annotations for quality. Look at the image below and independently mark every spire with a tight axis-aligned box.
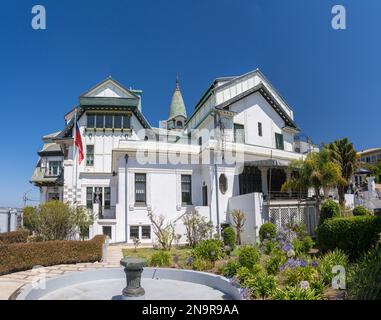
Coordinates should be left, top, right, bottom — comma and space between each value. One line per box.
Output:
168, 77, 187, 120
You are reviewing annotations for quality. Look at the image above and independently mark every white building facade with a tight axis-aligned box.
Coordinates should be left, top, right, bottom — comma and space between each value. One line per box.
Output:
31, 69, 317, 244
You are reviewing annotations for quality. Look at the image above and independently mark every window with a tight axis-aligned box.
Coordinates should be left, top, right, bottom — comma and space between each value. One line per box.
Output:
87, 114, 95, 128
258, 122, 263, 136
130, 226, 139, 239
135, 173, 146, 205
105, 115, 113, 129
102, 226, 112, 239
86, 187, 111, 210
48, 161, 62, 176
86, 187, 93, 209
234, 124, 245, 143
181, 175, 192, 205
202, 185, 208, 206
275, 133, 284, 150
123, 115, 131, 129
86, 145, 94, 166
198, 137, 202, 146
219, 174, 228, 195
104, 187, 111, 209
114, 115, 122, 129
176, 121, 183, 128
239, 166, 262, 195
142, 226, 151, 239
96, 114, 104, 129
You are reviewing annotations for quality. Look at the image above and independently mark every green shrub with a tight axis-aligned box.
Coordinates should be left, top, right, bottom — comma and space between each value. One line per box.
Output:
353, 206, 372, 216
265, 250, 287, 275
347, 245, 381, 300
193, 239, 224, 262
317, 216, 381, 260
320, 200, 341, 225
259, 223, 276, 243
238, 245, 259, 270
272, 286, 323, 300
222, 259, 240, 278
292, 236, 314, 255
282, 266, 319, 287
0, 235, 105, 275
149, 250, 171, 267
0, 230, 29, 244
244, 272, 278, 299
22, 201, 94, 241
318, 249, 348, 284
222, 227, 236, 249
191, 258, 212, 271
236, 265, 263, 286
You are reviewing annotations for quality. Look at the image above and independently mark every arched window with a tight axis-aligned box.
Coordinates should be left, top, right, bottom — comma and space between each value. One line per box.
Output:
176, 121, 183, 128
219, 174, 228, 194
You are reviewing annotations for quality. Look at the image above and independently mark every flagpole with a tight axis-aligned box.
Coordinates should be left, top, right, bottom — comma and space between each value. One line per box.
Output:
74, 110, 78, 205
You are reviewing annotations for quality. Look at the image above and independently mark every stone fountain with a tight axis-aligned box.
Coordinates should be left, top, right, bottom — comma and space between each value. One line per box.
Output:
120, 257, 147, 300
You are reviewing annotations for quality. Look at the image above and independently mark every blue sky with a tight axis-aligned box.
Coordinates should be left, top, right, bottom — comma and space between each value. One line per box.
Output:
0, 0, 380, 207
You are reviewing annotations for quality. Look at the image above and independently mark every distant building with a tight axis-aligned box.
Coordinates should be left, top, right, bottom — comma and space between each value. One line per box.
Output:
358, 148, 381, 164
0, 208, 22, 233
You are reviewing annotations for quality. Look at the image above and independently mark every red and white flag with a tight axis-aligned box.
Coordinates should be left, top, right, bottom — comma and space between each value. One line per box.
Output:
74, 120, 84, 164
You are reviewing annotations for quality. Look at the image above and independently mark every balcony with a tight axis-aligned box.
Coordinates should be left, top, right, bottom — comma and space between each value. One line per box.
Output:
98, 206, 116, 220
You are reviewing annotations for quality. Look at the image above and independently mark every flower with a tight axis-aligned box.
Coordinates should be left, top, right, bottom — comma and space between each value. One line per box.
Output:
283, 244, 293, 252
311, 260, 319, 268
286, 249, 295, 257
186, 257, 194, 265
299, 260, 308, 267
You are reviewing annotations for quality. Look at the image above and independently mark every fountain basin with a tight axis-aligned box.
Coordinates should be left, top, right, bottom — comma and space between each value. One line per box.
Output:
15, 268, 242, 300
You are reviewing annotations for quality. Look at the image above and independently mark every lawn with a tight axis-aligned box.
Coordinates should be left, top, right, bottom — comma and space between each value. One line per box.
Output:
122, 246, 193, 268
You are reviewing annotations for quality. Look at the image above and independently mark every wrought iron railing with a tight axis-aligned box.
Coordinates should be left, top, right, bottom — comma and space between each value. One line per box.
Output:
264, 191, 309, 201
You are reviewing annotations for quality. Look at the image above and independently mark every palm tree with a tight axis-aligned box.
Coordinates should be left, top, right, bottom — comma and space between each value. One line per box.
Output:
326, 138, 358, 207
282, 149, 344, 214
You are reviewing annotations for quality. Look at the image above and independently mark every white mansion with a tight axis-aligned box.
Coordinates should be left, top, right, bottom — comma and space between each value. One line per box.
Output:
31, 69, 318, 244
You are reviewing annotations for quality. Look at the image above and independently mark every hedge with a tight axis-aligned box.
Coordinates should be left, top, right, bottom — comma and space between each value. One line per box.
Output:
0, 230, 29, 244
0, 235, 106, 275
317, 216, 381, 261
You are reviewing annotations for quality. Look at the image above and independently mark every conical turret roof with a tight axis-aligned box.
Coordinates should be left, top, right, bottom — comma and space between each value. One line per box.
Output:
168, 79, 187, 120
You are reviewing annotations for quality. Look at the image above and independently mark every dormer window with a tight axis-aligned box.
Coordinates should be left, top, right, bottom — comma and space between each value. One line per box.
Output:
86, 113, 131, 130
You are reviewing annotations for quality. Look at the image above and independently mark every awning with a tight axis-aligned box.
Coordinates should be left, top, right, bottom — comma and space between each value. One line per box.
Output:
355, 168, 371, 175
244, 159, 289, 167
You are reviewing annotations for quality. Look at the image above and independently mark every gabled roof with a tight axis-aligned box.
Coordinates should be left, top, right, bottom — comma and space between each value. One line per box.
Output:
186, 69, 298, 130
80, 76, 140, 99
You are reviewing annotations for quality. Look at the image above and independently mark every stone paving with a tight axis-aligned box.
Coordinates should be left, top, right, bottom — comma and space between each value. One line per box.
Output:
0, 243, 127, 300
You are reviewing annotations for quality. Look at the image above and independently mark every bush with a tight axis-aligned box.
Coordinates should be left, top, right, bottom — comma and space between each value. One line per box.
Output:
265, 250, 287, 275
222, 259, 240, 278
149, 250, 171, 267
23, 201, 94, 241
317, 216, 381, 260
347, 245, 381, 300
320, 200, 341, 225
238, 245, 259, 270
353, 206, 372, 216
244, 272, 278, 299
0, 230, 29, 244
0, 235, 105, 275
292, 236, 314, 255
193, 239, 224, 263
222, 227, 236, 249
272, 286, 323, 300
259, 223, 276, 243
191, 258, 212, 271
282, 265, 319, 287
182, 211, 213, 248
318, 249, 348, 285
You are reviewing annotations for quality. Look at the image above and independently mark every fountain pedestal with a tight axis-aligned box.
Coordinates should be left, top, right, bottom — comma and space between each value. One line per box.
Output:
120, 257, 147, 300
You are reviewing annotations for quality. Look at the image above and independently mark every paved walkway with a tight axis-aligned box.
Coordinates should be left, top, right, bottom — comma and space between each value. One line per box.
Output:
0, 243, 127, 300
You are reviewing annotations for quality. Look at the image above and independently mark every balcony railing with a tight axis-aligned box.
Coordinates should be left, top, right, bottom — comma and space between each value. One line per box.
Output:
264, 191, 309, 201
98, 206, 116, 220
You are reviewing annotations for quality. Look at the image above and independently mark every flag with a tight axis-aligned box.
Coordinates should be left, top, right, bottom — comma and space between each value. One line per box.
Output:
74, 120, 84, 165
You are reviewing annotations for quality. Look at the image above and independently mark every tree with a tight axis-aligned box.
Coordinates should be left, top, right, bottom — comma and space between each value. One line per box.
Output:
230, 210, 246, 245
148, 212, 176, 251
326, 138, 358, 206
22, 201, 94, 241
182, 210, 213, 248
282, 149, 344, 214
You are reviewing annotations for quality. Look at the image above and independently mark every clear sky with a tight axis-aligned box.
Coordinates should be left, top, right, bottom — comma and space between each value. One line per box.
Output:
0, 0, 380, 207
